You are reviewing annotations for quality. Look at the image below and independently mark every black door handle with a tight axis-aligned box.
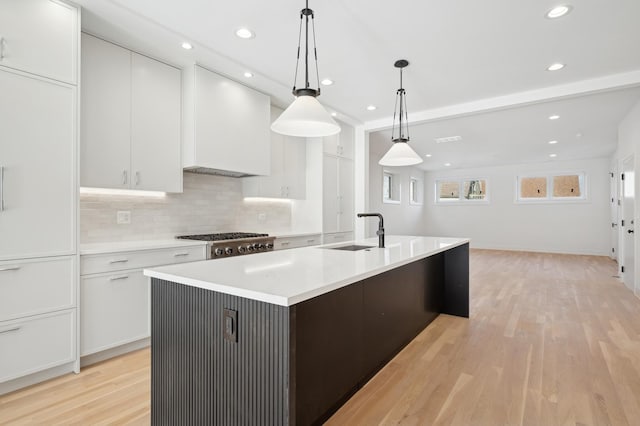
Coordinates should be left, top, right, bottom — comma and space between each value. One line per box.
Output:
628, 229, 635, 234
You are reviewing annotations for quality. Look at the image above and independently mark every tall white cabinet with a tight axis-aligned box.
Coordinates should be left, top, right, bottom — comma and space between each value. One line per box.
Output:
323, 122, 355, 236
0, 0, 79, 394
81, 33, 182, 192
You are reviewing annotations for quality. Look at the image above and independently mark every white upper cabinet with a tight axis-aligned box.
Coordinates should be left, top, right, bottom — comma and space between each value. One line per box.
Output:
242, 107, 306, 199
130, 53, 182, 192
0, 70, 76, 260
0, 0, 78, 84
323, 121, 354, 159
81, 34, 182, 192
81, 34, 131, 190
183, 65, 270, 176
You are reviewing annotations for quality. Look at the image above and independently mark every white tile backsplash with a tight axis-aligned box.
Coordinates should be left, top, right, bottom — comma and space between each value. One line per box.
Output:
80, 172, 292, 243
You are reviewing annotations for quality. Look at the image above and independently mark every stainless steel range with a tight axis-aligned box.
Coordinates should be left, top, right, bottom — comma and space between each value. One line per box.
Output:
176, 232, 275, 259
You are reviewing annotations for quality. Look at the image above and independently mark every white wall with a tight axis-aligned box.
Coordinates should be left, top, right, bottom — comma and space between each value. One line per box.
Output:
367, 147, 425, 237
423, 158, 611, 255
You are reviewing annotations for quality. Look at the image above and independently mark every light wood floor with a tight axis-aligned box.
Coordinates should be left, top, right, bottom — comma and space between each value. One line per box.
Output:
2, 250, 640, 425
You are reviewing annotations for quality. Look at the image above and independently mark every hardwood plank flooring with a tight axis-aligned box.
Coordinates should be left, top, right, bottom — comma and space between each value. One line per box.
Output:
2, 250, 639, 425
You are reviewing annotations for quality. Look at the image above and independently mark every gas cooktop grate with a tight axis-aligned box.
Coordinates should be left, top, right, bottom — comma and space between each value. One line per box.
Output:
176, 232, 269, 242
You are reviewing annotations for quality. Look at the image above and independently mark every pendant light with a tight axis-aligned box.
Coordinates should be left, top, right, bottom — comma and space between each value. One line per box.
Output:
379, 60, 423, 166
271, 0, 340, 138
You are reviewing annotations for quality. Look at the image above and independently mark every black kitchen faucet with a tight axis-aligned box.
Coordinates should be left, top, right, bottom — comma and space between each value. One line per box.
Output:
357, 213, 385, 248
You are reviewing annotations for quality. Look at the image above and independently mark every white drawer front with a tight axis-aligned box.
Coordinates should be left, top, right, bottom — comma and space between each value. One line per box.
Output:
323, 232, 354, 244
81, 245, 206, 275
274, 235, 322, 251
81, 270, 149, 356
0, 310, 75, 383
0, 257, 75, 322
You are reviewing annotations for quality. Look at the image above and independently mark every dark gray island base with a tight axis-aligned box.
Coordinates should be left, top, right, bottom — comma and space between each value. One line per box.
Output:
150, 243, 469, 425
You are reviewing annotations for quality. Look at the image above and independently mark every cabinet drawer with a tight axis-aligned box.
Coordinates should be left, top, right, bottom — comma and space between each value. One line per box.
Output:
80, 245, 206, 275
0, 310, 75, 383
0, 257, 75, 322
81, 270, 149, 356
323, 232, 354, 244
274, 235, 322, 251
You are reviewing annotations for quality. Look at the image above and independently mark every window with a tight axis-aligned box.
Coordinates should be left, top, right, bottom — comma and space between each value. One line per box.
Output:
516, 172, 586, 202
409, 177, 424, 205
436, 178, 489, 204
382, 171, 401, 204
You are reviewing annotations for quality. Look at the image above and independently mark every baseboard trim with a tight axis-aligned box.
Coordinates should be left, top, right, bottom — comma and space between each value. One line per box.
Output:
0, 362, 76, 396
470, 245, 609, 257
80, 338, 150, 367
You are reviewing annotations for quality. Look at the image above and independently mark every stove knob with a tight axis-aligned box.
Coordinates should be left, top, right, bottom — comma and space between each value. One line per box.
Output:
259, 243, 266, 250
266, 243, 274, 249
237, 245, 246, 254
246, 244, 255, 252
214, 248, 224, 256
252, 243, 261, 251
225, 247, 233, 255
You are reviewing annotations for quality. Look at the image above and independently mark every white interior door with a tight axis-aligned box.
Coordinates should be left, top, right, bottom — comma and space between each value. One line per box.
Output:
622, 156, 634, 291
611, 164, 619, 260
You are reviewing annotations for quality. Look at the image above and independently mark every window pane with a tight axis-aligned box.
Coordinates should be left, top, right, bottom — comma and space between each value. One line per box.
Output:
520, 177, 547, 198
383, 174, 392, 199
410, 179, 417, 203
438, 181, 459, 200
463, 179, 487, 200
553, 175, 581, 197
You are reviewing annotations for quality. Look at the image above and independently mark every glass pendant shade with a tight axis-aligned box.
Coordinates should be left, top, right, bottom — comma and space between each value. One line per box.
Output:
379, 141, 423, 166
271, 95, 340, 137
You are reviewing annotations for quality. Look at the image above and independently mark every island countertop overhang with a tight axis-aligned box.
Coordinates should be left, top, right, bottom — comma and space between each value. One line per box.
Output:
143, 235, 470, 306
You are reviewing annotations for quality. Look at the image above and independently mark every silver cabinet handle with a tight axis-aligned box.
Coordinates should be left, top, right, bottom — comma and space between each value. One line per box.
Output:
0, 165, 4, 212
0, 37, 5, 61
122, 170, 128, 185
0, 326, 21, 334
174, 252, 189, 257
109, 275, 129, 281
307, 239, 316, 243
135, 171, 140, 186
281, 241, 290, 246
0, 266, 20, 272
109, 258, 129, 264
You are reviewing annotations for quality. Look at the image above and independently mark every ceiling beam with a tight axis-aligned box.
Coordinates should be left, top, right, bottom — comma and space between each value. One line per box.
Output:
364, 70, 640, 132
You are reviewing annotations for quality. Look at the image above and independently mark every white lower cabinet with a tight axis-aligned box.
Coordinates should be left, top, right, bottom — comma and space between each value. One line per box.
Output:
274, 234, 322, 251
0, 310, 75, 383
79, 243, 206, 360
81, 270, 149, 356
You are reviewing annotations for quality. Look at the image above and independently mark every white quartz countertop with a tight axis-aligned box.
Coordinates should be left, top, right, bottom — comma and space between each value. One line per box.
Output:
80, 239, 209, 255
144, 236, 469, 306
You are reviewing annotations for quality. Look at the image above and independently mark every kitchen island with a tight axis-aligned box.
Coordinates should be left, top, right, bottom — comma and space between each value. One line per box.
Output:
144, 236, 469, 425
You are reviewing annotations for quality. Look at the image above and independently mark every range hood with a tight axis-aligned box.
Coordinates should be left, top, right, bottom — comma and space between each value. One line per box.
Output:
182, 65, 271, 179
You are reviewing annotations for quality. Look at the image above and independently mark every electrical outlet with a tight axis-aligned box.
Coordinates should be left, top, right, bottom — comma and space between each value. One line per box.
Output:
258, 213, 267, 222
117, 210, 131, 224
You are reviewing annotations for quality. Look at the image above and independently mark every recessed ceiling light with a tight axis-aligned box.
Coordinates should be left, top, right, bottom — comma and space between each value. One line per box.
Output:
546, 5, 572, 19
425, 154, 432, 158
444, 162, 451, 167
235, 28, 255, 39
549, 115, 560, 120
548, 140, 558, 144
244, 71, 254, 78
549, 153, 557, 158
330, 112, 337, 117
435, 135, 462, 144
366, 105, 377, 111
321, 78, 334, 86
547, 63, 565, 71
181, 42, 193, 50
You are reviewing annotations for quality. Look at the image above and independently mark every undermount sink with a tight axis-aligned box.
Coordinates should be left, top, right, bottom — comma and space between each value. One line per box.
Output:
326, 244, 375, 251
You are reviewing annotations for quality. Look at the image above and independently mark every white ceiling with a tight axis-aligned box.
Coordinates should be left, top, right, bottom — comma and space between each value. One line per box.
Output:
370, 87, 640, 171
76, 0, 640, 168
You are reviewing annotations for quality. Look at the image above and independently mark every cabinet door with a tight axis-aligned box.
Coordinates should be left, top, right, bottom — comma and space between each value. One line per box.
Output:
0, 70, 75, 260
322, 155, 339, 233
283, 136, 306, 199
81, 270, 150, 356
338, 159, 354, 232
131, 53, 182, 192
80, 34, 131, 189
338, 124, 354, 159
195, 66, 270, 176
322, 134, 339, 156
0, 0, 78, 84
